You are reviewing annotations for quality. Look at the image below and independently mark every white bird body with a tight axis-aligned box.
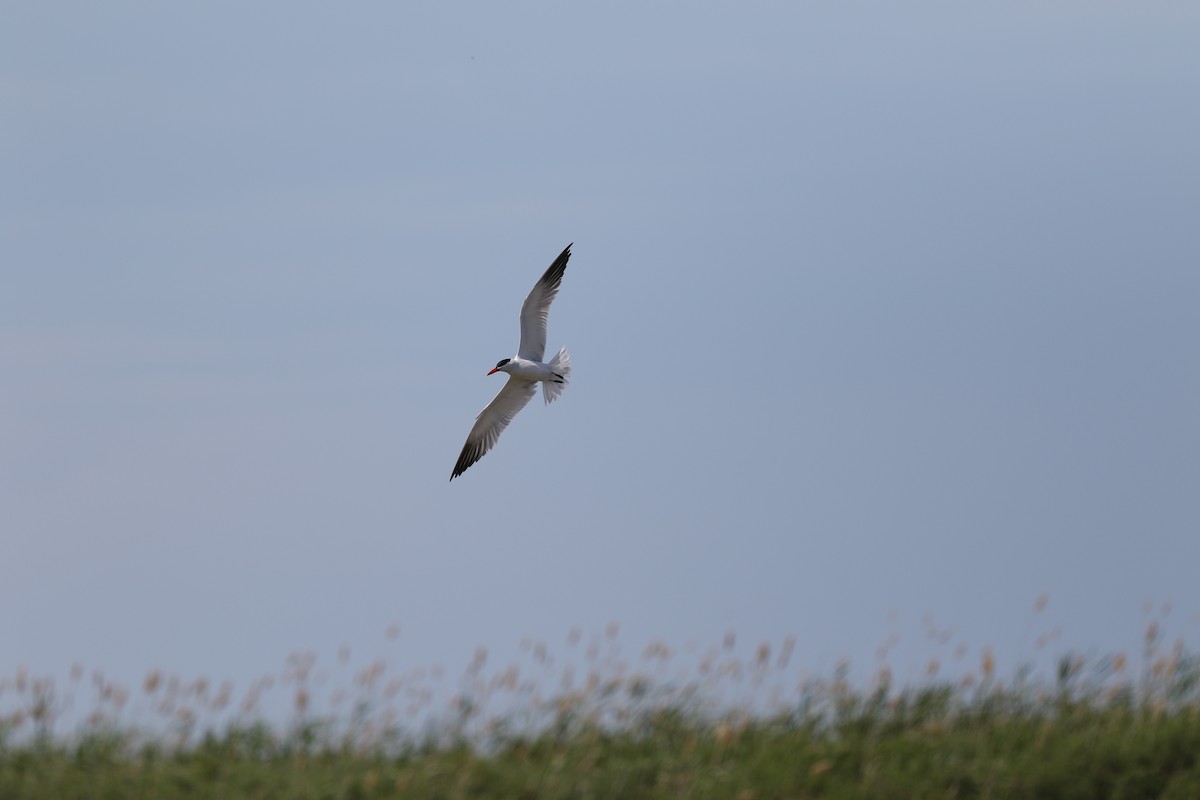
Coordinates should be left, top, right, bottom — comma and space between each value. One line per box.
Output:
494, 355, 560, 383
451, 244, 573, 481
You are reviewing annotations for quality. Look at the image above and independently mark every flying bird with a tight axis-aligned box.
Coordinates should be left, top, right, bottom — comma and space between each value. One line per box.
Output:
450, 243, 574, 480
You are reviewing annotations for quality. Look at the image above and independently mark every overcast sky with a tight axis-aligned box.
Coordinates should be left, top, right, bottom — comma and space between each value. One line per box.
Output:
3, 2, 1198, 724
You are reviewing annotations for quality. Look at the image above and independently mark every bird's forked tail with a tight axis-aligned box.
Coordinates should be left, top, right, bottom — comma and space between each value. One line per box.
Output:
542, 346, 571, 404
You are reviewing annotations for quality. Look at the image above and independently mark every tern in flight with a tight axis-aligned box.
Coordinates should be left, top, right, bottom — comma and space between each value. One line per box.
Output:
450, 243, 573, 481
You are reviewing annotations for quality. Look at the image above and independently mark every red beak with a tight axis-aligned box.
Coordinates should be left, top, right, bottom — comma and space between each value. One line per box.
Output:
487, 367, 499, 375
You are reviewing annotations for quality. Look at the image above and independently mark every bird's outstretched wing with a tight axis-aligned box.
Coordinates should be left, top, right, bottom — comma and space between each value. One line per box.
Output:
450, 378, 538, 480
517, 243, 572, 362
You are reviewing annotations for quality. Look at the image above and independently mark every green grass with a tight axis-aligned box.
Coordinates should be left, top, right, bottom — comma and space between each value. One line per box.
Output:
3, 680, 1200, 799
4, 616, 1200, 798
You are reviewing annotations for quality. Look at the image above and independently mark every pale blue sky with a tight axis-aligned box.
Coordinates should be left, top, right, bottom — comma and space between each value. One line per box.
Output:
3, 3, 1198, 720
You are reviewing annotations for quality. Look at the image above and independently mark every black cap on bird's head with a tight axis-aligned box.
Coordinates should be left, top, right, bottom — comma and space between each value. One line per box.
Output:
487, 358, 511, 375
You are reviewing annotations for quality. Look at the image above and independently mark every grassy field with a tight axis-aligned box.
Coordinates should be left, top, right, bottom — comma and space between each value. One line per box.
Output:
3, 616, 1199, 798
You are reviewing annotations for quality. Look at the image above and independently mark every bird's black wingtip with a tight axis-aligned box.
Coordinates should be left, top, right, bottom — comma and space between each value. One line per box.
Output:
537, 243, 573, 286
